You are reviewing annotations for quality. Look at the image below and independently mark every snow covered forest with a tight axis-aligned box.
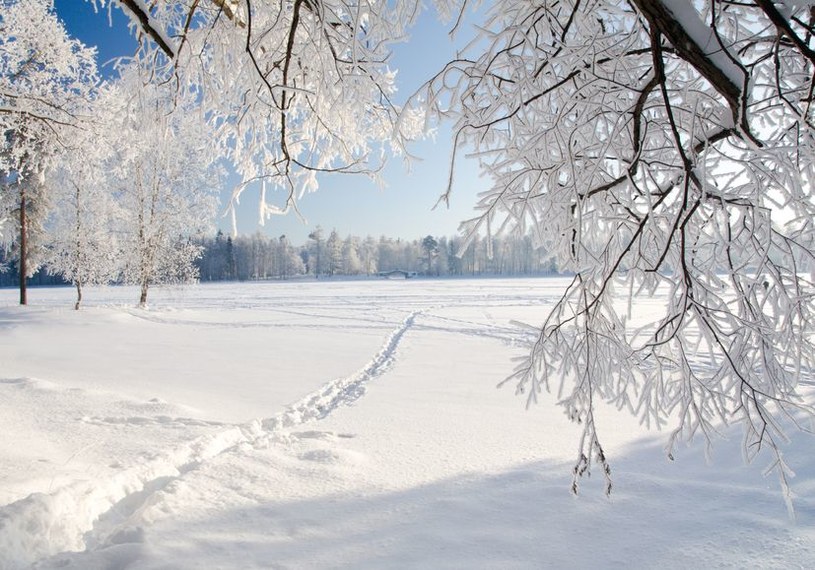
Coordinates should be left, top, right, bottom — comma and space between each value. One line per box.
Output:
0, 228, 557, 287
198, 230, 558, 280
3, 0, 815, 566
195, 230, 557, 280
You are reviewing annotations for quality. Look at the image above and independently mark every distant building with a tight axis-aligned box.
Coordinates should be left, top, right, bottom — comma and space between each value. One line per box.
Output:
377, 270, 417, 279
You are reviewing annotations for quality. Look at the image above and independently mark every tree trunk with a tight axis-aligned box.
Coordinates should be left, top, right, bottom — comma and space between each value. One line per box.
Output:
139, 280, 149, 308
19, 190, 27, 306
75, 280, 82, 311
74, 183, 82, 311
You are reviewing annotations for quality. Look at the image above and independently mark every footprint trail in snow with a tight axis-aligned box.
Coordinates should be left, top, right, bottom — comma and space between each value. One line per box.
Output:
0, 310, 421, 569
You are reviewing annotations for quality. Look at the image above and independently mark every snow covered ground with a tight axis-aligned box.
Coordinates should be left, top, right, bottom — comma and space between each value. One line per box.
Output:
0, 277, 813, 569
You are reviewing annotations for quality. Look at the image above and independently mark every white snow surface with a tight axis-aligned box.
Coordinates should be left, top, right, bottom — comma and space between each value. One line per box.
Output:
0, 278, 813, 569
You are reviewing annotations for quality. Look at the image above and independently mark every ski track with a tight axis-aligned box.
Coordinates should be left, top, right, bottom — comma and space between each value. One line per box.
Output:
0, 310, 421, 569
79, 415, 227, 429
416, 313, 538, 346
120, 306, 396, 330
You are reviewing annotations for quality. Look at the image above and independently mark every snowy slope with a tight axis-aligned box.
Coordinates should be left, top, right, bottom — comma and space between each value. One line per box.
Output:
0, 279, 813, 569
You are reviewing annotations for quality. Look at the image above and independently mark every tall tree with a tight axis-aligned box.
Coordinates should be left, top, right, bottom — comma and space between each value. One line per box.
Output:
307, 226, 325, 277
326, 229, 343, 276
1, 0, 98, 304
44, 124, 121, 309
107, 68, 220, 307
276, 234, 305, 279
421, 235, 439, 275
341, 235, 364, 275
1, 158, 48, 305
360, 235, 379, 275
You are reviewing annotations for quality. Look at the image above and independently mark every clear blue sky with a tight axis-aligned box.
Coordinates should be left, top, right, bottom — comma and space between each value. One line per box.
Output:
53, 1, 485, 243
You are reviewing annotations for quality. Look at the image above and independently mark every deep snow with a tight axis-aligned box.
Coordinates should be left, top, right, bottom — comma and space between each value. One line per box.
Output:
0, 278, 813, 569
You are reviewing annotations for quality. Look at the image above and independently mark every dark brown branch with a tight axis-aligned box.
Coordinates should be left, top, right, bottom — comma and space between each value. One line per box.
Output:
631, 0, 746, 126
754, 0, 815, 64
175, 0, 201, 60
278, 0, 306, 170
118, 0, 176, 58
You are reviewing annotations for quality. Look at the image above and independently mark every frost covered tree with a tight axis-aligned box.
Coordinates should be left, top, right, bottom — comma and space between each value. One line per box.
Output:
326, 229, 343, 276
413, 0, 815, 502
421, 235, 438, 275
277, 234, 305, 279
360, 235, 379, 275
1, 162, 50, 302
307, 226, 325, 276
107, 67, 220, 307
87, 0, 426, 226
341, 235, 364, 275
44, 124, 121, 310
1, 0, 98, 304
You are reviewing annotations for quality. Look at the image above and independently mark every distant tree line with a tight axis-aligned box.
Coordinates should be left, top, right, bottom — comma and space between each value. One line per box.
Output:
195, 227, 557, 281
0, 224, 557, 293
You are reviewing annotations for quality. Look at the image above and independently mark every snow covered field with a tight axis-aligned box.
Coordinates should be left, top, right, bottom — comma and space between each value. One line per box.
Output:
1, 277, 813, 569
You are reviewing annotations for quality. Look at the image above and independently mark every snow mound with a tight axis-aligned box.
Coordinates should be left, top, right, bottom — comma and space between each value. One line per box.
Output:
0, 424, 251, 568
